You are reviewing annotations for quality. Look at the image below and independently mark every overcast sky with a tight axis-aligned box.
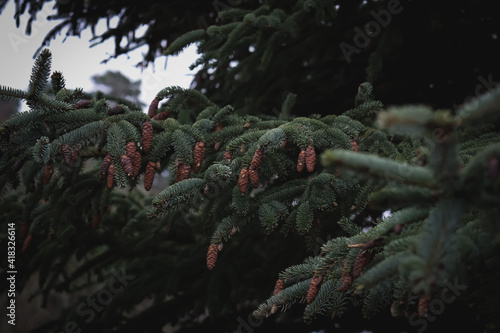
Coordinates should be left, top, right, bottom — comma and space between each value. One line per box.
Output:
0, 0, 199, 112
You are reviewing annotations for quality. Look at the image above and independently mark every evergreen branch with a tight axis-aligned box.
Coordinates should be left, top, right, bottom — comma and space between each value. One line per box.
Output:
457, 85, 500, 127
27, 49, 52, 98
0, 85, 29, 102
253, 279, 310, 319
322, 150, 437, 188
163, 29, 206, 56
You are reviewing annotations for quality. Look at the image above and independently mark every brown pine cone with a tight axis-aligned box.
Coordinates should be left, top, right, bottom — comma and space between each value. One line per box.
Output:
126, 142, 136, 157
100, 155, 113, 180
305, 145, 316, 172
250, 148, 263, 169
144, 161, 156, 191
352, 140, 358, 152
281, 138, 287, 148
20, 221, 30, 240
238, 167, 249, 193
273, 279, 284, 296
108, 105, 125, 116
153, 111, 169, 121
193, 141, 205, 174
22, 234, 33, 253
307, 273, 323, 304
352, 250, 375, 279
206, 243, 218, 270
70, 145, 80, 163
297, 150, 306, 172
62, 144, 72, 164
175, 163, 191, 182
148, 97, 160, 117
223, 150, 232, 161
74, 100, 92, 109
142, 121, 153, 152
337, 258, 353, 292
43, 164, 53, 185
107, 164, 116, 189
121, 155, 134, 177
131, 151, 141, 178
418, 295, 431, 318
249, 167, 259, 188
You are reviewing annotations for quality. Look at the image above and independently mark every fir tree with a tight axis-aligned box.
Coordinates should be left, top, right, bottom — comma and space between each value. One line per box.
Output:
1, 1, 500, 333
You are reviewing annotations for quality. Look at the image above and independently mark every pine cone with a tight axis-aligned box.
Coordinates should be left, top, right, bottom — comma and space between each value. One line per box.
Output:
193, 141, 205, 173
100, 155, 113, 180
223, 150, 232, 161
206, 243, 218, 270
126, 142, 136, 157
153, 111, 169, 121
107, 164, 116, 189
250, 148, 263, 169
418, 295, 431, 318
92, 214, 101, 229
352, 140, 358, 152
175, 163, 191, 182
132, 151, 141, 178
281, 138, 287, 148
121, 155, 134, 177
142, 121, 153, 152
43, 163, 53, 185
305, 145, 316, 172
144, 161, 156, 191
337, 258, 353, 292
297, 150, 306, 172
20, 221, 30, 240
352, 250, 375, 279
108, 105, 125, 116
74, 100, 91, 109
22, 234, 33, 253
238, 167, 249, 193
249, 167, 259, 188
62, 144, 72, 164
230, 226, 237, 236
307, 273, 323, 304
70, 145, 80, 163
148, 97, 160, 117
273, 279, 284, 296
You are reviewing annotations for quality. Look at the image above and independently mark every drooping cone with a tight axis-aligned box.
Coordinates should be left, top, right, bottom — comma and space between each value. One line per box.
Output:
107, 164, 116, 189
418, 295, 431, 318
148, 97, 160, 117
352, 140, 358, 152
92, 213, 101, 229
121, 155, 134, 177
62, 144, 72, 164
126, 142, 136, 157
153, 111, 169, 121
281, 137, 287, 148
273, 279, 284, 296
70, 145, 80, 163
352, 249, 375, 279
223, 150, 232, 161
307, 273, 323, 304
337, 258, 353, 292
249, 167, 259, 188
108, 105, 125, 116
144, 161, 156, 191
297, 150, 306, 172
131, 151, 141, 178
43, 163, 53, 185
22, 234, 33, 253
193, 141, 205, 173
305, 145, 316, 172
175, 163, 191, 182
250, 147, 263, 170
230, 226, 237, 236
142, 121, 153, 152
238, 167, 249, 193
214, 123, 224, 150
100, 155, 113, 180
206, 243, 218, 270
20, 221, 30, 240
74, 100, 92, 109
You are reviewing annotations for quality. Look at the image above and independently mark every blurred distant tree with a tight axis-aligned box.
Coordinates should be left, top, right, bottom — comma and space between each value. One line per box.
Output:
0, 100, 19, 122
91, 70, 143, 107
